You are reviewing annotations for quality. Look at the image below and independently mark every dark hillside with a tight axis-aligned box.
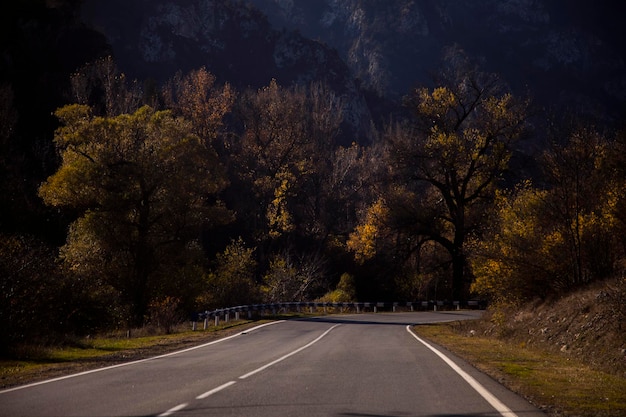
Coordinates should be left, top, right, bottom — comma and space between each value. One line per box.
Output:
0, 0, 111, 241
248, 0, 626, 125
81, 0, 372, 141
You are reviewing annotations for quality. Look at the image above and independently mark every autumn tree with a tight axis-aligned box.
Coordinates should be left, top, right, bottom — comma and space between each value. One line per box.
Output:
39, 105, 230, 326
230, 80, 312, 242
201, 237, 259, 309
470, 183, 557, 304
472, 127, 623, 303
223, 79, 372, 301
295, 82, 344, 239
226, 80, 353, 266
162, 67, 236, 145
351, 52, 528, 300
540, 128, 616, 286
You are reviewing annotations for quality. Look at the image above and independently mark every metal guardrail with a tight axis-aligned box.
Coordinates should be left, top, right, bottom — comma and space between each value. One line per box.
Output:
191, 300, 484, 330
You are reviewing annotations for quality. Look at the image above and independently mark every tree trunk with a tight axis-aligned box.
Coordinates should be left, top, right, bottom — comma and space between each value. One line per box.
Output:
451, 247, 466, 302
451, 203, 466, 302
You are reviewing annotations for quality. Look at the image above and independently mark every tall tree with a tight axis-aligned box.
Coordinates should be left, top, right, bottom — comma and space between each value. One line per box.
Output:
39, 105, 230, 325
354, 52, 528, 300
162, 67, 236, 145
223, 80, 359, 299
232, 80, 311, 242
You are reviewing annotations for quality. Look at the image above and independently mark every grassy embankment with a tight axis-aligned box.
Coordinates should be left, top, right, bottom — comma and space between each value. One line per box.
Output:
414, 320, 626, 417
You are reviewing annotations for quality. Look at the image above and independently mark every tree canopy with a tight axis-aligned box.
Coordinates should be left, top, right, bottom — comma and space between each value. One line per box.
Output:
39, 104, 230, 325
349, 54, 529, 300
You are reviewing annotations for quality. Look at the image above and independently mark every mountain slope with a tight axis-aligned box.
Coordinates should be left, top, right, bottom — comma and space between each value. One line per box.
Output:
82, 0, 371, 140
248, 0, 626, 123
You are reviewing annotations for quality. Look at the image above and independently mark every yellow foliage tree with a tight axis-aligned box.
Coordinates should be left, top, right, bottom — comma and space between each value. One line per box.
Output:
347, 198, 388, 263
381, 51, 528, 300
162, 67, 235, 144
39, 105, 230, 325
470, 183, 554, 303
472, 127, 623, 303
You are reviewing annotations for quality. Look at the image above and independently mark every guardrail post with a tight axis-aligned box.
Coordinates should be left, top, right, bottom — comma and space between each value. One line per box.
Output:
203, 317, 208, 330
215, 315, 219, 326
192, 321, 197, 331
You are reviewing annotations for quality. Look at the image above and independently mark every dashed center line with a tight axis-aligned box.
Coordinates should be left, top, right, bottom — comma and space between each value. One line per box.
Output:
158, 402, 188, 417
158, 323, 341, 416
196, 380, 237, 399
238, 323, 341, 379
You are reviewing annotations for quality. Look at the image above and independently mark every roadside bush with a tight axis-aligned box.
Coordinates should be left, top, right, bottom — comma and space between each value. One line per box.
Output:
148, 297, 182, 334
318, 273, 357, 303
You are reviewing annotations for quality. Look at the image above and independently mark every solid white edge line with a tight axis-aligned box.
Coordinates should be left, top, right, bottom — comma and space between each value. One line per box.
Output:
406, 325, 519, 417
158, 402, 188, 417
0, 320, 285, 394
196, 380, 237, 399
238, 323, 341, 380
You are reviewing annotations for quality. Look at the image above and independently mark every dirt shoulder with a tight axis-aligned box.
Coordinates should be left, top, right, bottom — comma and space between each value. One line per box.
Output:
481, 278, 626, 379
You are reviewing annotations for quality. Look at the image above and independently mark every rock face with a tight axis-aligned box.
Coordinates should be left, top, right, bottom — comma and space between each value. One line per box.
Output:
83, 0, 350, 86
247, 0, 626, 122
82, 0, 371, 141
83, 0, 625, 128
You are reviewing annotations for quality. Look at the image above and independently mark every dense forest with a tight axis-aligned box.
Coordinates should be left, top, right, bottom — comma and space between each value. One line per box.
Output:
1, 0, 625, 351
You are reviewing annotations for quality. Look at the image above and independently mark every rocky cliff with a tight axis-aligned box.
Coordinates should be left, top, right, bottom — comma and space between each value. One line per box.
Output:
247, 0, 626, 123
82, 0, 372, 141
82, 0, 626, 130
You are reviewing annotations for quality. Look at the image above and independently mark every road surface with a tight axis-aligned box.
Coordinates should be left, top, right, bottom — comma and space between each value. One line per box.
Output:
0, 311, 545, 416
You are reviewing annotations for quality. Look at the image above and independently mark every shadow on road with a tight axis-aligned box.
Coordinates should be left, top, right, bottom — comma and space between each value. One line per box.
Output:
293, 311, 482, 327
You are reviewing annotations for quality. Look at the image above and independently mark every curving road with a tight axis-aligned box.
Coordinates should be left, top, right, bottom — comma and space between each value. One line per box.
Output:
0, 311, 545, 417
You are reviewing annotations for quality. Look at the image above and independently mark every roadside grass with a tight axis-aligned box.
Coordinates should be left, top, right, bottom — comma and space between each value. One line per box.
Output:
0, 319, 262, 389
414, 322, 626, 417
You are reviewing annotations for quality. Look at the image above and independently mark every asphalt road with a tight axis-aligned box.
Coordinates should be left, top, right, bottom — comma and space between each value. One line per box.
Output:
0, 311, 545, 417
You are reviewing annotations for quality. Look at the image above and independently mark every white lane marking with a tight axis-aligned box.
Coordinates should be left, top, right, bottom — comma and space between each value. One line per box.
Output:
238, 324, 341, 380
406, 325, 519, 417
158, 402, 188, 417
196, 381, 237, 399
0, 321, 284, 394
